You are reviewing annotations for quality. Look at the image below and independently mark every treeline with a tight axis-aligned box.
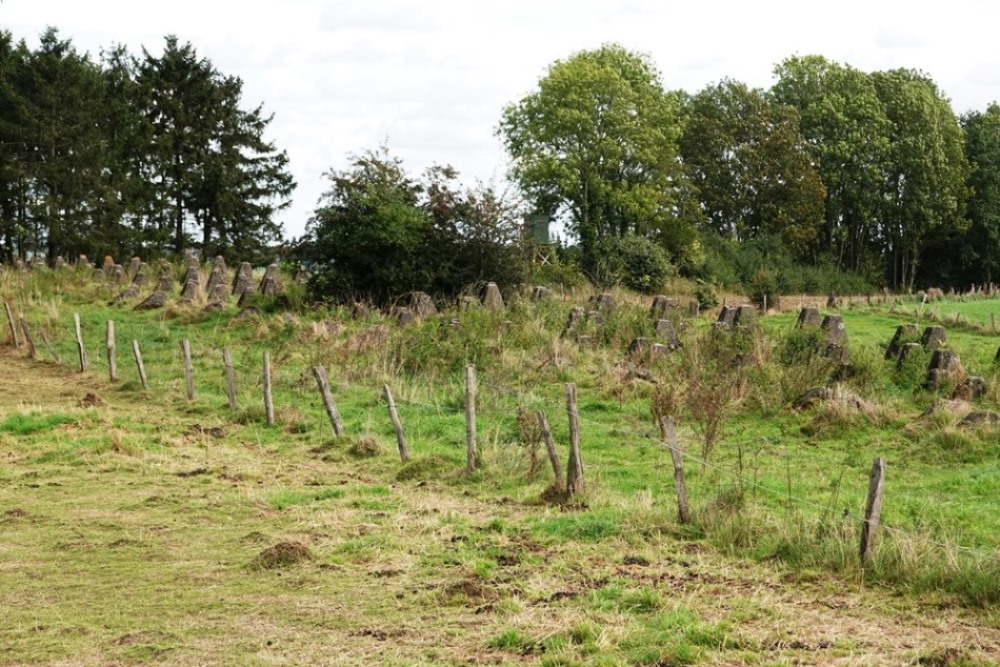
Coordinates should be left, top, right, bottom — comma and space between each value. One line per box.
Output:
499, 46, 1000, 293
4, 30, 1000, 298
0, 28, 294, 265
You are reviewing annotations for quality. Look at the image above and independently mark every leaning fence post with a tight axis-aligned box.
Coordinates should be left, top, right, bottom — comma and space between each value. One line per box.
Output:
565, 383, 585, 496
859, 457, 887, 565
536, 410, 564, 489
106, 321, 118, 382
262, 351, 274, 426
465, 365, 477, 474
659, 417, 690, 524
383, 384, 410, 462
222, 347, 238, 410
132, 340, 149, 391
312, 366, 344, 436
5, 303, 19, 348
74, 313, 88, 372
18, 316, 36, 359
180, 339, 194, 400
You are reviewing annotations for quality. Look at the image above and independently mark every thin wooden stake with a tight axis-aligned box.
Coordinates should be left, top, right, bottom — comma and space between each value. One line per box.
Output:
74, 313, 88, 372
659, 417, 690, 524
383, 384, 410, 462
536, 410, 564, 488
132, 340, 149, 391
40, 329, 59, 363
106, 320, 118, 382
565, 383, 585, 496
223, 348, 238, 410
180, 339, 194, 400
262, 351, 274, 426
859, 457, 887, 565
4, 302, 19, 348
312, 366, 344, 436
18, 316, 36, 359
465, 365, 477, 474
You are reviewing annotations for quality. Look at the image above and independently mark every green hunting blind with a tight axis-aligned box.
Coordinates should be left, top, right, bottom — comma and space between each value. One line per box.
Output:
526, 212, 551, 245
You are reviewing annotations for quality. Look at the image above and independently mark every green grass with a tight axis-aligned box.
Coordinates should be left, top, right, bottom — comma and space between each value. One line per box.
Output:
0, 411, 81, 435
2, 265, 1000, 664
265, 487, 346, 510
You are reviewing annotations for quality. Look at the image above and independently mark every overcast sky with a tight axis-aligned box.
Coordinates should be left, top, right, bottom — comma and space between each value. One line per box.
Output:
5, 0, 1000, 240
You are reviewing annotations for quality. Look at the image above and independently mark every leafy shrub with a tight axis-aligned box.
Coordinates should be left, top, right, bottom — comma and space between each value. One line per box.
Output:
588, 234, 675, 293
693, 280, 719, 309
693, 231, 878, 297
747, 268, 780, 309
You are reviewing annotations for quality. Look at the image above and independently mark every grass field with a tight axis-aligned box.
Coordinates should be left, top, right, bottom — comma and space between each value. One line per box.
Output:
1, 266, 999, 665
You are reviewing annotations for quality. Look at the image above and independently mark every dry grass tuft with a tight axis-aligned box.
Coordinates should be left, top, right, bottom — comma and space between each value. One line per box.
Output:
347, 436, 382, 458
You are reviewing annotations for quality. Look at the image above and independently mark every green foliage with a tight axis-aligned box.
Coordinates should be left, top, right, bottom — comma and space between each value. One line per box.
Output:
529, 255, 587, 289
588, 234, 675, 293
498, 44, 701, 267
870, 69, 969, 290
0, 30, 293, 264
302, 149, 528, 303
695, 232, 877, 295
771, 55, 892, 279
893, 345, 931, 391
952, 104, 1000, 285
693, 280, 719, 309
136, 36, 294, 260
746, 268, 779, 309
680, 79, 825, 257
776, 327, 827, 365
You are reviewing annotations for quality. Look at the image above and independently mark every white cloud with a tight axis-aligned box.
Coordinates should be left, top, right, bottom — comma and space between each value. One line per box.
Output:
317, 1, 441, 34
5, 0, 1000, 237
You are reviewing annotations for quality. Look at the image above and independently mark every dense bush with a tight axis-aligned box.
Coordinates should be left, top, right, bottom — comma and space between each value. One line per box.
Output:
747, 268, 779, 309
587, 234, 675, 293
299, 150, 529, 304
693, 232, 879, 296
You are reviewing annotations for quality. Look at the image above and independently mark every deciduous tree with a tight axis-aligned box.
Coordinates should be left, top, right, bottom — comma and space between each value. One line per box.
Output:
498, 44, 700, 269
680, 79, 825, 258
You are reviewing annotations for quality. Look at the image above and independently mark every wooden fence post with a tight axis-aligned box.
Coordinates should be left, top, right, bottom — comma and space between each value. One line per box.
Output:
106, 321, 118, 382
565, 383, 585, 496
222, 348, 238, 410
383, 384, 410, 462
180, 339, 194, 400
312, 366, 344, 436
535, 410, 564, 489
74, 313, 88, 372
465, 365, 477, 474
859, 457, 887, 565
132, 340, 149, 391
5, 303, 19, 348
18, 316, 36, 359
262, 351, 274, 426
659, 417, 690, 524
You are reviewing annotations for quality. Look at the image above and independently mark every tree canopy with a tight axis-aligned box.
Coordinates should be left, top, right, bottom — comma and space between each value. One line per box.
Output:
497, 44, 701, 272
0, 29, 293, 265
